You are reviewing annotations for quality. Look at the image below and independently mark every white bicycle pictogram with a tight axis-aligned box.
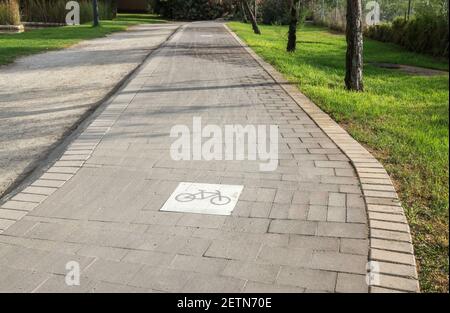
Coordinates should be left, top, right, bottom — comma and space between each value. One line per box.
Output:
175, 189, 231, 206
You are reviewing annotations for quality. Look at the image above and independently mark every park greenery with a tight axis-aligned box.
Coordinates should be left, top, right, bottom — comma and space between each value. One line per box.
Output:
228, 21, 448, 292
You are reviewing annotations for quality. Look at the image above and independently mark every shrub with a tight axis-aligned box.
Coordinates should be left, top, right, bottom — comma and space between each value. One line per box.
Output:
156, 0, 226, 20
0, 0, 20, 25
260, 0, 290, 25
21, 0, 117, 24
365, 14, 449, 57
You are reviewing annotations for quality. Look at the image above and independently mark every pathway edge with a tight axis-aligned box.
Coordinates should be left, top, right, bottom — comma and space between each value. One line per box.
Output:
223, 23, 420, 293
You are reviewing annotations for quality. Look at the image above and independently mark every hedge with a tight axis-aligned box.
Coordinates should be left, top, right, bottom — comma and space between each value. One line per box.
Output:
156, 0, 227, 20
365, 14, 449, 57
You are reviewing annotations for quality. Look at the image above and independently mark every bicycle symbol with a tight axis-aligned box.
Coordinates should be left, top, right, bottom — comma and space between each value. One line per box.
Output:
175, 189, 232, 206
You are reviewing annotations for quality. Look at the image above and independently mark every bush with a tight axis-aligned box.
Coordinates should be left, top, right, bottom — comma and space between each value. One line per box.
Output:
156, 0, 226, 20
260, 0, 290, 25
21, 0, 117, 24
365, 14, 449, 57
0, 0, 20, 25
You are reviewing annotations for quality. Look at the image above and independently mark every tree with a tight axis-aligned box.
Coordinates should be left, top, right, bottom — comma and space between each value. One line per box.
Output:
345, 0, 364, 91
242, 0, 261, 34
287, 0, 300, 52
93, 0, 100, 27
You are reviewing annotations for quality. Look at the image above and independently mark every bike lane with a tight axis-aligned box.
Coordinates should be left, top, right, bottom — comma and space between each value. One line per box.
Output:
0, 22, 374, 292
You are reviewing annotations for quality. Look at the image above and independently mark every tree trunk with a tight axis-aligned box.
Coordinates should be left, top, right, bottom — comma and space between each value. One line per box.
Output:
287, 0, 300, 52
345, 0, 364, 91
243, 0, 261, 34
93, 0, 100, 27
241, 1, 248, 23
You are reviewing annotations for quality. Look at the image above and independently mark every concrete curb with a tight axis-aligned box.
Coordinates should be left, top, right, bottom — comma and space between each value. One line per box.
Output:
0, 25, 184, 234
223, 23, 420, 293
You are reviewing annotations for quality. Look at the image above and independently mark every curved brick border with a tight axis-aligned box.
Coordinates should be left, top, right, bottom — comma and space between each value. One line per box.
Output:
224, 23, 420, 293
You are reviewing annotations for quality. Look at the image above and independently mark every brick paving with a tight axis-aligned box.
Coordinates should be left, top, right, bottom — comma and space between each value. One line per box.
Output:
0, 22, 418, 292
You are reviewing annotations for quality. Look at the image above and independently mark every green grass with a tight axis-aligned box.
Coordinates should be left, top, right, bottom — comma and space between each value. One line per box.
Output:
228, 22, 449, 293
0, 13, 168, 66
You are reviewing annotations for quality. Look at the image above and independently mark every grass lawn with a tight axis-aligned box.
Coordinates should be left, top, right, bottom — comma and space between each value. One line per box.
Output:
0, 13, 168, 66
228, 22, 449, 292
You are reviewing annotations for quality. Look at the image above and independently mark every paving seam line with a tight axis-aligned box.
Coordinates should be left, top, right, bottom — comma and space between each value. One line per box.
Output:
223, 23, 420, 293
0, 24, 185, 234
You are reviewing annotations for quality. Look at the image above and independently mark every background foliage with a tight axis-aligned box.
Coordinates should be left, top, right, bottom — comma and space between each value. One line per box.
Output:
0, 0, 20, 25
20, 0, 117, 24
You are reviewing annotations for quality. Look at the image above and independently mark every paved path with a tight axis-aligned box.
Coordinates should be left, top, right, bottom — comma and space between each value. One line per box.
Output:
0, 22, 374, 293
0, 23, 179, 198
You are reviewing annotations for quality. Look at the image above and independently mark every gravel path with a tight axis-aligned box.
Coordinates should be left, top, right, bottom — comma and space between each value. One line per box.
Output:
0, 23, 179, 197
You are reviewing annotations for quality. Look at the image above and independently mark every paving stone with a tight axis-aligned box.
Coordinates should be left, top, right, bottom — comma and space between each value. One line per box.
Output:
307, 205, 328, 221
317, 222, 367, 239
368, 212, 407, 223
181, 273, 246, 293
276, 266, 337, 292
1, 201, 39, 212
222, 260, 280, 284
0, 220, 38, 236
12, 193, 47, 203
129, 265, 193, 292
370, 229, 411, 242
122, 250, 174, 267
328, 192, 346, 206
204, 240, 262, 261
222, 217, 270, 233
327, 206, 346, 222
370, 220, 409, 233
243, 281, 305, 293
177, 214, 226, 229
41, 173, 73, 181
372, 274, 419, 292
0, 219, 16, 230
76, 245, 129, 261
0, 208, 27, 220
271, 215, 317, 232
83, 259, 143, 285
370, 238, 413, 254
288, 235, 339, 251
274, 190, 294, 204
34, 275, 96, 293
0, 266, 50, 293
169, 254, 227, 275
32, 180, 66, 188
257, 246, 312, 267
371, 249, 415, 265
91, 281, 151, 293
340, 238, 369, 256
374, 261, 417, 279
336, 273, 368, 293
22, 186, 57, 196
370, 286, 406, 293
311, 251, 367, 274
